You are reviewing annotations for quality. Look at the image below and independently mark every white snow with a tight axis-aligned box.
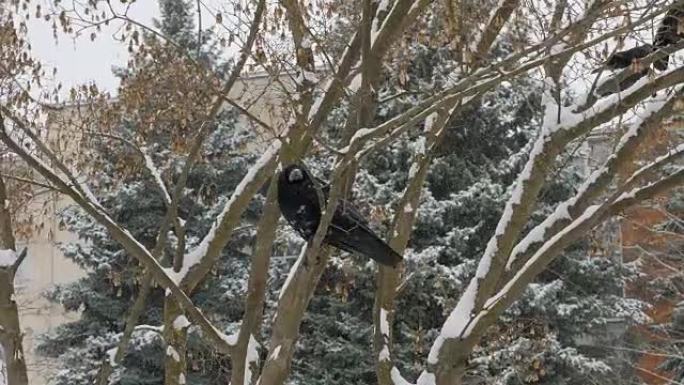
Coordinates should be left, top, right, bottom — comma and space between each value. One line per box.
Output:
484, 205, 603, 314
0, 250, 16, 267
506, 91, 680, 270
378, 345, 391, 361
0, 346, 7, 385
107, 347, 118, 367
166, 346, 180, 362
478, 134, 545, 279
377, 308, 392, 361
244, 334, 259, 385
349, 127, 375, 146
424, 112, 437, 132
616, 188, 639, 202
179, 373, 186, 385
390, 367, 413, 385
79, 182, 105, 210
176, 142, 280, 284
628, 143, 684, 182
141, 146, 171, 204
370, 0, 392, 45
301, 35, 312, 49
269, 345, 281, 361
417, 371, 436, 385
308, 82, 329, 120
408, 162, 420, 179
428, 279, 478, 363
414, 137, 426, 156
279, 245, 307, 299
372, 0, 391, 34
506, 201, 571, 270
173, 315, 191, 331
133, 324, 164, 333
468, 0, 507, 53
379, 308, 390, 336
349, 74, 362, 93
404, 203, 413, 213
218, 330, 239, 346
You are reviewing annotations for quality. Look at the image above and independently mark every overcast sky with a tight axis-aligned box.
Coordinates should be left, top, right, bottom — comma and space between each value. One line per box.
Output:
25, 1, 161, 94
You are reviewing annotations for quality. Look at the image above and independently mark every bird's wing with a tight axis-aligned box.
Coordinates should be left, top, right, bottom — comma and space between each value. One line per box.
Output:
336, 199, 371, 227
314, 176, 370, 227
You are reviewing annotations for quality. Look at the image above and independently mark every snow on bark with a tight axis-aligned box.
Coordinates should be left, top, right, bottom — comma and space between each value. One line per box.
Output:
244, 334, 259, 385
348, 127, 376, 148
385, 368, 437, 385
428, 279, 478, 364
484, 205, 602, 312
379, 308, 390, 336
506, 94, 676, 270
166, 346, 181, 362
171, 142, 281, 284
468, 0, 508, 53
428, 84, 559, 362
461, 204, 603, 339
349, 74, 363, 94
506, 202, 571, 270
179, 373, 186, 385
416, 371, 436, 385
141, 146, 171, 204
617, 143, 684, 200
278, 245, 307, 300
370, 0, 392, 45
390, 367, 413, 385
372, 0, 391, 32
269, 345, 281, 361
378, 345, 391, 361
217, 330, 239, 346
173, 315, 190, 331
378, 307, 391, 361
106, 347, 118, 368
0, 249, 16, 267
308, 78, 333, 121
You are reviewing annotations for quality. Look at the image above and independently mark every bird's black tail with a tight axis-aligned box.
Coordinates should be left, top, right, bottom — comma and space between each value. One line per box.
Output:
329, 226, 403, 267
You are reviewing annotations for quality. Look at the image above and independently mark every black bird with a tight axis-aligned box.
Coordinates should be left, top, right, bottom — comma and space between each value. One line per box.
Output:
595, 45, 654, 97
654, 3, 684, 70
277, 164, 403, 267
604, 44, 654, 70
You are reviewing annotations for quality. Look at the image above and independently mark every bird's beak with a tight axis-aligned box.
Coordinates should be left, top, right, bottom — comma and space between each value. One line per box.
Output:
288, 168, 304, 182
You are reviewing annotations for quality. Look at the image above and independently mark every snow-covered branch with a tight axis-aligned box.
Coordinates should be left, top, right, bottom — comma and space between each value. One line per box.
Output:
140, 146, 172, 205
423, 5, 684, 382
0, 118, 236, 356
506, 90, 682, 272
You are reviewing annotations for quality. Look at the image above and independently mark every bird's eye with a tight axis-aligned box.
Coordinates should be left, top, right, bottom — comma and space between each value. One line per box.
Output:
288, 168, 304, 183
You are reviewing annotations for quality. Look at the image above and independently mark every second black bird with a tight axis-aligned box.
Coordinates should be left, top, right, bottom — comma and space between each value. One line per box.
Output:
277, 164, 403, 267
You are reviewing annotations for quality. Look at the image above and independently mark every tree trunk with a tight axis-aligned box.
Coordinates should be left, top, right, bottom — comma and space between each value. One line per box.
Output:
0, 176, 28, 385
163, 296, 188, 385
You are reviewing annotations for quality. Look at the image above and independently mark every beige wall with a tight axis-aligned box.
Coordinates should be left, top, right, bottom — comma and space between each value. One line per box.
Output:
15, 192, 83, 385
228, 71, 294, 150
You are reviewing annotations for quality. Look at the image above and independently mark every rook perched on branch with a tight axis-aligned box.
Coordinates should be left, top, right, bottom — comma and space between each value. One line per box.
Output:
277, 164, 402, 267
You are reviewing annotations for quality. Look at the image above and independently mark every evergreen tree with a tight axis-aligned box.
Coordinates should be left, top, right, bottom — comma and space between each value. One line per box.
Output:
284, 3, 648, 385
38, 1, 654, 384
